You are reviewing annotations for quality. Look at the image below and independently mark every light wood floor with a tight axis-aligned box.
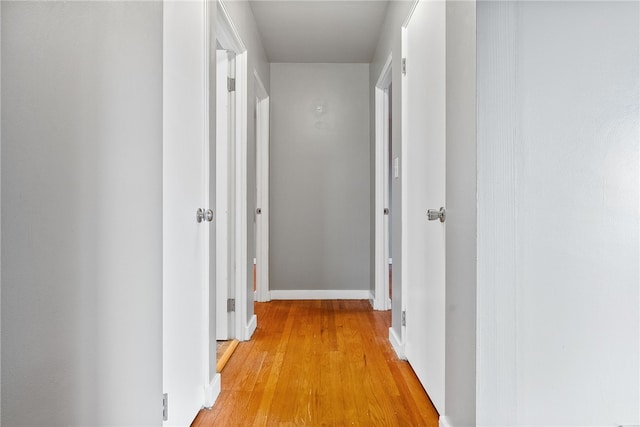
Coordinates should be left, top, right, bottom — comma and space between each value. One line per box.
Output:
192, 300, 439, 426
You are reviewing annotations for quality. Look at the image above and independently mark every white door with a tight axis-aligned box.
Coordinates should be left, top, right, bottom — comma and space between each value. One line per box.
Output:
255, 72, 270, 302
402, 0, 446, 414
163, 1, 212, 424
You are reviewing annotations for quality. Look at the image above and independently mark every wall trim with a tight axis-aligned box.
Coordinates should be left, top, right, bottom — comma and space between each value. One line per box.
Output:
216, 0, 246, 52
245, 314, 257, 341
389, 327, 406, 360
270, 290, 370, 300
439, 416, 452, 427
203, 373, 221, 409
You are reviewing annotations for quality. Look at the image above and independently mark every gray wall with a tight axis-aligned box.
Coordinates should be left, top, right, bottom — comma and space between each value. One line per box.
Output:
477, 1, 639, 425
369, 0, 414, 337
270, 63, 370, 292
444, 1, 477, 426
2, 2, 163, 425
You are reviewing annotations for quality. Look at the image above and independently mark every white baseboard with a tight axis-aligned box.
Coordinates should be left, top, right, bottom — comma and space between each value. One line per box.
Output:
389, 326, 405, 360
370, 290, 387, 311
439, 416, 452, 427
255, 289, 271, 303
203, 373, 221, 409
245, 314, 257, 340
269, 290, 370, 300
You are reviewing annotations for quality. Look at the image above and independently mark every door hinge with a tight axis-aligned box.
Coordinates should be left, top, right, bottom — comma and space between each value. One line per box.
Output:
227, 77, 236, 92
401, 311, 406, 327
227, 298, 235, 312
162, 393, 168, 421
401, 58, 407, 76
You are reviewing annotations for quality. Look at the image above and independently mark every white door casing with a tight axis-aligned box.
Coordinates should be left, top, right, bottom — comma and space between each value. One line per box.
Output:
401, 0, 447, 414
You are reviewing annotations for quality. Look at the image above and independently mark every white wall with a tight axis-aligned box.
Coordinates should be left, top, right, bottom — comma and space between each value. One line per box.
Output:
444, 1, 477, 426
370, 0, 414, 337
0, 3, 3, 420
270, 63, 370, 294
477, 1, 640, 425
223, 0, 269, 325
2, 2, 163, 425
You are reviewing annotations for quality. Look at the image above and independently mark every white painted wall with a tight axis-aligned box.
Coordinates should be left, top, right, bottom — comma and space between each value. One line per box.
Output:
222, 1, 269, 326
0, 3, 3, 420
444, 1, 476, 426
270, 63, 370, 294
369, 0, 415, 338
477, 2, 640, 425
2, 2, 163, 424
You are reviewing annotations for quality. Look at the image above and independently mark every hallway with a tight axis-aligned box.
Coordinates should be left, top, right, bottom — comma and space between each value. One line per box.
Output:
192, 300, 439, 426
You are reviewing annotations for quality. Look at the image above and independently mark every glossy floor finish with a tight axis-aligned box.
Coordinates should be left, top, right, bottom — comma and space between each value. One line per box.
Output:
192, 300, 439, 426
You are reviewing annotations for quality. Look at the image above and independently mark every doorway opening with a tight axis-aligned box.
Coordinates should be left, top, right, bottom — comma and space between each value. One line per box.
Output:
215, 45, 236, 341
215, 0, 251, 377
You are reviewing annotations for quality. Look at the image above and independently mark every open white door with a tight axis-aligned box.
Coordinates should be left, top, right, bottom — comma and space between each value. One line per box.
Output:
402, 0, 446, 414
374, 54, 393, 311
255, 71, 270, 303
163, 1, 215, 424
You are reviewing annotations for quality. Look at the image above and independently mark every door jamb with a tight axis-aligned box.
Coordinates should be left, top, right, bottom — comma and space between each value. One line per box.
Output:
396, 22, 412, 360
374, 53, 393, 311
254, 70, 270, 303
214, 50, 231, 340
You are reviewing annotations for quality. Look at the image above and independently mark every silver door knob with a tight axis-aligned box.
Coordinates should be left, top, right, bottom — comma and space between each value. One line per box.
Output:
206, 209, 214, 222
427, 207, 446, 223
196, 208, 205, 223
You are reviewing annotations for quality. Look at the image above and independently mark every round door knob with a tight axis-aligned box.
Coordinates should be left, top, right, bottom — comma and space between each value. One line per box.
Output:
427, 207, 446, 223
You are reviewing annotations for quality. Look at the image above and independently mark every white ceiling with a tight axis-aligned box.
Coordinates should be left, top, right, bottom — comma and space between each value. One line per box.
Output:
248, 1, 390, 63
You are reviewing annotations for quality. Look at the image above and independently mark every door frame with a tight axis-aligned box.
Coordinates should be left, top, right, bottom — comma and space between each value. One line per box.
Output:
215, 49, 232, 340
216, 0, 250, 341
374, 53, 393, 311
254, 70, 270, 303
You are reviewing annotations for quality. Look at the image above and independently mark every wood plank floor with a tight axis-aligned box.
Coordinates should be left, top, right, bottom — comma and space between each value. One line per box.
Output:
192, 300, 439, 426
